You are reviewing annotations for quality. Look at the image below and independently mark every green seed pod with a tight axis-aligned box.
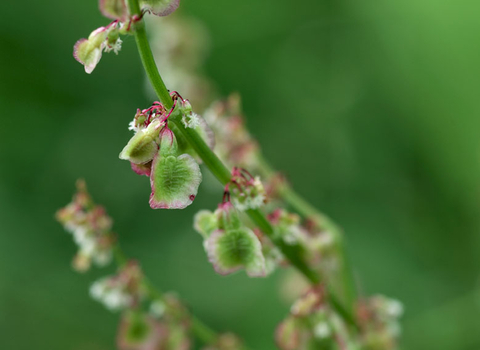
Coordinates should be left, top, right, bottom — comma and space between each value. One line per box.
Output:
100, 0, 129, 22
205, 226, 266, 277
119, 119, 162, 164
193, 210, 218, 239
216, 203, 241, 231
140, 0, 180, 16
149, 128, 202, 209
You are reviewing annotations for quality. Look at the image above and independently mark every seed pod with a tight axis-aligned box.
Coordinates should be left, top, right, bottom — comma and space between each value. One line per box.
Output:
140, 0, 180, 16
149, 128, 202, 209
193, 210, 218, 239
100, 0, 129, 22
120, 119, 162, 164
205, 227, 266, 277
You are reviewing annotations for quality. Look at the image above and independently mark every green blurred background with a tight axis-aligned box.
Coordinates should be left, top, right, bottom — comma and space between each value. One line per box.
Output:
1, 0, 479, 349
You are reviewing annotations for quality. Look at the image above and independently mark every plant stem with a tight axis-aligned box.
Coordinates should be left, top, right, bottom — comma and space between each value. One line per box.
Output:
256, 153, 357, 315
127, 0, 172, 109
127, 0, 357, 328
280, 184, 356, 306
190, 316, 219, 345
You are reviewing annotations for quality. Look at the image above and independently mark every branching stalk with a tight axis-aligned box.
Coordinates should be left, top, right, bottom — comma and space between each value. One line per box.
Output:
127, 0, 357, 328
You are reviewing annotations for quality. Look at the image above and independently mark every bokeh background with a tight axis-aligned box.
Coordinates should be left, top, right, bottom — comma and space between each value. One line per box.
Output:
1, 0, 480, 349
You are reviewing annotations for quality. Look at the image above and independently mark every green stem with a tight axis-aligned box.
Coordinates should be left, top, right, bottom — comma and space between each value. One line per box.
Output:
190, 316, 218, 345
256, 153, 357, 315
127, 0, 357, 328
279, 184, 356, 310
127, 0, 172, 109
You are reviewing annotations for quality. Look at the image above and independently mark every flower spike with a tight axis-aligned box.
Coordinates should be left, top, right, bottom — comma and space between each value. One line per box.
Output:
56, 180, 115, 272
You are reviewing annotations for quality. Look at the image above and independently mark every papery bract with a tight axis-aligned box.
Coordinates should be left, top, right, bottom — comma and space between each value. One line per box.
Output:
74, 24, 125, 73
74, 38, 103, 74
254, 229, 284, 276
205, 227, 266, 277
201, 333, 244, 350
120, 119, 162, 164
131, 161, 152, 176
100, 0, 129, 22
275, 316, 302, 350
149, 129, 202, 209
195, 203, 266, 276
140, 0, 180, 16
193, 210, 218, 239
216, 202, 242, 231
117, 312, 168, 350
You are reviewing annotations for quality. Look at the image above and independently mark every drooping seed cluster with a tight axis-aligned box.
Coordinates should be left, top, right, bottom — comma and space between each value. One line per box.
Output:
276, 287, 403, 350
74, 0, 180, 74
57, 182, 244, 350
56, 180, 115, 271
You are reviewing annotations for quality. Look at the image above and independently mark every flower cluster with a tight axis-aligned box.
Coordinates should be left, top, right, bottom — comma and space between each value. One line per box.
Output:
357, 295, 404, 350
276, 286, 404, 350
117, 312, 170, 350
74, 20, 129, 74
276, 286, 355, 350
268, 209, 338, 277
204, 94, 261, 172
193, 174, 338, 279
228, 167, 266, 211
119, 94, 216, 209
202, 333, 244, 350
74, 0, 180, 74
57, 178, 246, 348
56, 180, 115, 272
117, 293, 191, 350
90, 261, 145, 311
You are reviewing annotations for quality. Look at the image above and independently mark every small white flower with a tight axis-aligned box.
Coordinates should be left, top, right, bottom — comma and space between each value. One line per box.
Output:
249, 193, 266, 209
386, 299, 404, 318
104, 289, 130, 311
64, 222, 78, 233
128, 119, 137, 131
79, 237, 96, 257
182, 112, 201, 129
93, 250, 112, 267
73, 226, 88, 245
89, 280, 107, 300
149, 300, 166, 318
282, 233, 299, 245
105, 38, 123, 55
231, 197, 248, 212
313, 322, 331, 339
